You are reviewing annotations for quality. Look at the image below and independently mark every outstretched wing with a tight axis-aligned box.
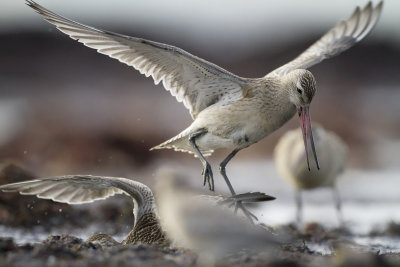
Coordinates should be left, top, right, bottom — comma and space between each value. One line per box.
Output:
27, 1, 246, 119
0, 175, 156, 225
0, 175, 128, 204
266, 1, 383, 77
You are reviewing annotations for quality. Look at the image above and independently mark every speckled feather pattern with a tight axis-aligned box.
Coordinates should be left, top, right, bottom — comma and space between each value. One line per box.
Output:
123, 212, 169, 246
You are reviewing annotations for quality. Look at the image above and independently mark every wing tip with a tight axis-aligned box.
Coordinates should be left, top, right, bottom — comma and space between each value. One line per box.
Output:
25, 0, 35, 6
355, 0, 384, 41
0, 188, 16, 193
375, 0, 384, 18
26, 0, 42, 13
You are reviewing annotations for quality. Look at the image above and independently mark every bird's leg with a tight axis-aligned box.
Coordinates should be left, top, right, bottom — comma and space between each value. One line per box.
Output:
189, 129, 214, 191
219, 149, 239, 195
219, 149, 259, 223
295, 190, 303, 227
332, 186, 343, 226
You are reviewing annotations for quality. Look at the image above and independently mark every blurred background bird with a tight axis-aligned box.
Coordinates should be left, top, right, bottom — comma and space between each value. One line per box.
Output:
274, 124, 348, 225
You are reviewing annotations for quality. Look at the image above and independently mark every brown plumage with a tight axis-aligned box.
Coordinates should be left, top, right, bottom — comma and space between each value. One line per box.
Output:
123, 212, 168, 246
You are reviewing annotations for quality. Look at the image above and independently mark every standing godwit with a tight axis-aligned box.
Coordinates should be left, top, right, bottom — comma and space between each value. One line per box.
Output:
274, 125, 348, 225
26, 1, 383, 220
0, 173, 274, 246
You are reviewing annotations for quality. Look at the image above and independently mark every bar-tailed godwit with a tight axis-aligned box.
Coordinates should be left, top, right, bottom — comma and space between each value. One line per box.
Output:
274, 125, 348, 225
26, 1, 383, 220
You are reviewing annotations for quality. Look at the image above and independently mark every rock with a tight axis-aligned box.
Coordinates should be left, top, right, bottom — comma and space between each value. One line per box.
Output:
0, 237, 16, 252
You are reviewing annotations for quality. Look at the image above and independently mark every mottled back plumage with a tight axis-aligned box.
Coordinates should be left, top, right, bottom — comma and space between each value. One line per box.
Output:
123, 212, 169, 246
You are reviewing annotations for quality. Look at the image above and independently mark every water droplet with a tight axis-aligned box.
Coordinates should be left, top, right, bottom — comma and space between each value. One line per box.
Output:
23, 150, 28, 155
59, 209, 62, 213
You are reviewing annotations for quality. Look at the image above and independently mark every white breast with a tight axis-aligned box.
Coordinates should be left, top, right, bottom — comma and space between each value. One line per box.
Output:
274, 125, 348, 190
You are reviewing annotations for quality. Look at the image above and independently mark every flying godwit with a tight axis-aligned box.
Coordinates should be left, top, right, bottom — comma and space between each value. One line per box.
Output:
274, 125, 348, 225
0, 173, 274, 246
26, 1, 383, 220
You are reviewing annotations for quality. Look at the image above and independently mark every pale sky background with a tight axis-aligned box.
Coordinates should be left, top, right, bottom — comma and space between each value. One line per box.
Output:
1, 0, 399, 49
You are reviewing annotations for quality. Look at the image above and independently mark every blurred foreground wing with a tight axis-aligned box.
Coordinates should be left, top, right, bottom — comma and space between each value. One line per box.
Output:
267, 1, 383, 77
27, 1, 246, 119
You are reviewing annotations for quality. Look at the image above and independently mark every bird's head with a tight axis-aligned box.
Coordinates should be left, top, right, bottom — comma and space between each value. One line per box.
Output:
286, 69, 320, 170
287, 69, 316, 107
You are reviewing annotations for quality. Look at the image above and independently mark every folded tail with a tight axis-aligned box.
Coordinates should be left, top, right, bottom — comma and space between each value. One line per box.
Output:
150, 131, 214, 157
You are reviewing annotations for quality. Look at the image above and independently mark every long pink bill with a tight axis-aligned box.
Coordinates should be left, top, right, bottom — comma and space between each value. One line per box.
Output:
298, 106, 320, 171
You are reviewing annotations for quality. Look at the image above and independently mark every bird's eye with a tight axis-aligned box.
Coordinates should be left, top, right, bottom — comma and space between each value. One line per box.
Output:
297, 88, 303, 94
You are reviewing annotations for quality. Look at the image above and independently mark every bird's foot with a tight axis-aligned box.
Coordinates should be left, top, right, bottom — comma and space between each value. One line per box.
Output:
222, 192, 276, 224
236, 201, 258, 223
201, 163, 214, 191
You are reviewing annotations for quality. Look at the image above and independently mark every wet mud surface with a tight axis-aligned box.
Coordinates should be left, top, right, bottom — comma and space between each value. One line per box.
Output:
1, 163, 400, 266
1, 222, 400, 267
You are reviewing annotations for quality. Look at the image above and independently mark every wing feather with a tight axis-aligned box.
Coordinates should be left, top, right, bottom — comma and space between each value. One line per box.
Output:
0, 175, 124, 204
267, 1, 383, 77
0, 175, 157, 226
27, 0, 246, 119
